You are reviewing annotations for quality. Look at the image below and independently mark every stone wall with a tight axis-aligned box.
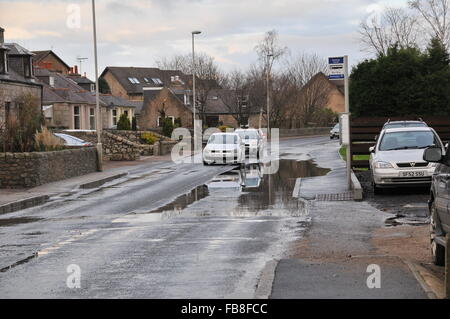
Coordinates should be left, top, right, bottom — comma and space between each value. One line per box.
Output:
63, 130, 155, 160
279, 127, 330, 137
0, 147, 98, 189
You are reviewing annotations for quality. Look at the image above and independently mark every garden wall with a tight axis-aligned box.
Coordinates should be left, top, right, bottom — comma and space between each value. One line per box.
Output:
0, 147, 98, 189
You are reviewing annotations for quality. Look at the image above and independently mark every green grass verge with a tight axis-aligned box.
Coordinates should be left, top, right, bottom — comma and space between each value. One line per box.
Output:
339, 146, 369, 171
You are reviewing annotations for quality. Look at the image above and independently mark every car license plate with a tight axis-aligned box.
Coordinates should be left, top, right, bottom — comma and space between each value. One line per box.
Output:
400, 171, 425, 177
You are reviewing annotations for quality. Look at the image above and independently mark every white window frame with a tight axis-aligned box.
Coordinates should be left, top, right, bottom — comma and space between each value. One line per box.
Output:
89, 108, 96, 130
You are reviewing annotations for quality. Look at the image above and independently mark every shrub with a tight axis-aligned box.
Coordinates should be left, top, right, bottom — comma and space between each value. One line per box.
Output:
117, 114, 131, 130
0, 93, 43, 152
34, 127, 64, 152
218, 125, 231, 132
141, 132, 158, 145
132, 116, 137, 131
162, 117, 174, 137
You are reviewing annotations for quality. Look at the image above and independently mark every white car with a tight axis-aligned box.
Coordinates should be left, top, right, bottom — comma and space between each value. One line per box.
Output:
369, 127, 444, 194
235, 128, 264, 159
203, 133, 245, 165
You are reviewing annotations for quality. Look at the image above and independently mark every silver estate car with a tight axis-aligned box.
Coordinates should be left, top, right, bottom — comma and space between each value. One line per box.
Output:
369, 127, 444, 194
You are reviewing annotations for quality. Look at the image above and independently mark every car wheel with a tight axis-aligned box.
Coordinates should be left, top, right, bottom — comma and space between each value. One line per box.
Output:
430, 202, 445, 266
203, 161, 209, 166
373, 182, 383, 195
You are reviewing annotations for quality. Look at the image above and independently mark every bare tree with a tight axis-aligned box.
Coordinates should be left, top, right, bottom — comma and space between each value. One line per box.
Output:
254, 30, 288, 127
359, 7, 420, 55
409, 0, 450, 49
219, 70, 257, 126
283, 53, 331, 128
156, 52, 223, 123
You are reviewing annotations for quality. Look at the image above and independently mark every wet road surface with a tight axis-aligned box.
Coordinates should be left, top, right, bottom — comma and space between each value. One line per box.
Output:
0, 136, 331, 298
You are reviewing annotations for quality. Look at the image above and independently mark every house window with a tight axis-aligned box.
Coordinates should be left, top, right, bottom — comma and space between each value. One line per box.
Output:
90, 84, 95, 92
128, 77, 140, 84
0, 51, 6, 74
74, 106, 80, 129
157, 116, 175, 127
112, 109, 118, 125
24, 57, 31, 78
5, 102, 11, 123
152, 78, 163, 85
89, 108, 96, 130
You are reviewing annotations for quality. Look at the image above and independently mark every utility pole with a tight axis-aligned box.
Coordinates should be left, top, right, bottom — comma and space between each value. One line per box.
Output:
192, 30, 201, 155
91, 0, 102, 171
266, 54, 273, 139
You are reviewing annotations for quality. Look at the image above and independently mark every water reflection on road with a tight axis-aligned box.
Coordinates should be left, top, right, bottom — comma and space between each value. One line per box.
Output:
141, 160, 330, 220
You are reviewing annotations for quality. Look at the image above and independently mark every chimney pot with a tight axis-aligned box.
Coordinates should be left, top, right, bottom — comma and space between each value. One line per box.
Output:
0, 27, 4, 44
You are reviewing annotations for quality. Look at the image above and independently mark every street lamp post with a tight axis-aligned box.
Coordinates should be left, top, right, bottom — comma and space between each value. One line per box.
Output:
192, 30, 201, 154
92, 0, 103, 171
266, 54, 273, 139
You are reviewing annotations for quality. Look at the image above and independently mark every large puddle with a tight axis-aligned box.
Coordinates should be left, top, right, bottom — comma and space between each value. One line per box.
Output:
140, 160, 330, 219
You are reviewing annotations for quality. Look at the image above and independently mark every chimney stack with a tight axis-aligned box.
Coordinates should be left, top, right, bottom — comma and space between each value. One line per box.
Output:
0, 27, 4, 44
74, 65, 78, 75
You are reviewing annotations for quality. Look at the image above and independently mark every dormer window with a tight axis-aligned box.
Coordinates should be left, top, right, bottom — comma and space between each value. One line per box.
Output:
0, 50, 6, 74
24, 56, 32, 77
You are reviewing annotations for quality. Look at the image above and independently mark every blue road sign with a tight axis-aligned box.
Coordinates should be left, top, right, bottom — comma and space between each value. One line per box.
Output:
329, 57, 344, 64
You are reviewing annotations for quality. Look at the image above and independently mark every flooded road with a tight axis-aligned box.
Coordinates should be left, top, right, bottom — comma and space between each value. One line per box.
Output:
0, 136, 332, 298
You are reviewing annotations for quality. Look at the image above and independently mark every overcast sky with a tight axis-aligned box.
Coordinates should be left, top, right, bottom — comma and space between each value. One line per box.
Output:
0, 0, 410, 79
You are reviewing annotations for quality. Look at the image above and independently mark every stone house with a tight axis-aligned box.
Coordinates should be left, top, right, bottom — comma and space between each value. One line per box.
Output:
100, 66, 192, 101
32, 50, 71, 75
0, 27, 42, 125
139, 87, 262, 130
139, 87, 193, 130
98, 94, 141, 129
35, 67, 101, 130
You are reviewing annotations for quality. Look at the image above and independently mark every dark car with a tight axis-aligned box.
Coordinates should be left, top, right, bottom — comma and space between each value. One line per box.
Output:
423, 146, 450, 265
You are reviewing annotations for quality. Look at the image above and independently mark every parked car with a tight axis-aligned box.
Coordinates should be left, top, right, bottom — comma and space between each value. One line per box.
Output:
234, 128, 264, 159
203, 133, 245, 165
330, 123, 340, 140
382, 120, 428, 130
54, 133, 93, 147
423, 146, 450, 265
369, 127, 444, 194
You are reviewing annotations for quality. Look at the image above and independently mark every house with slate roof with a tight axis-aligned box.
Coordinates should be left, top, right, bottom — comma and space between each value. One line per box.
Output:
0, 27, 42, 125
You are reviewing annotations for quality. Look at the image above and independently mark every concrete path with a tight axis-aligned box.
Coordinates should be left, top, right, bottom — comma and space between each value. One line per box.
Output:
269, 142, 431, 299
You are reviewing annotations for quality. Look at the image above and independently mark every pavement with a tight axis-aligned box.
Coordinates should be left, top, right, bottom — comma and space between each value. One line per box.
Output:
266, 141, 433, 299
0, 155, 174, 213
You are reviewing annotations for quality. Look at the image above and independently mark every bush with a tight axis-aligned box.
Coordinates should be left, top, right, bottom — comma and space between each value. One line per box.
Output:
117, 114, 131, 130
0, 94, 43, 152
218, 125, 231, 132
162, 117, 174, 137
141, 132, 157, 145
34, 127, 64, 152
350, 39, 450, 117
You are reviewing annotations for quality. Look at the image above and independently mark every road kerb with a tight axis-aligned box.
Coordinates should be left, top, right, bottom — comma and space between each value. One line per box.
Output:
254, 259, 279, 299
404, 260, 439, 299
0, 195, 50, 215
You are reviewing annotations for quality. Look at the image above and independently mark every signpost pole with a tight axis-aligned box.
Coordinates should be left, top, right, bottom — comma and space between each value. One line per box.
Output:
344, 55, 351, 191
328, 56, 351, 191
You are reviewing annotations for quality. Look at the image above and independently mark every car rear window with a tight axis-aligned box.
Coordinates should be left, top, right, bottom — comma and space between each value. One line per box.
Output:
208, 135, 239, 145
379, 131, 441, 151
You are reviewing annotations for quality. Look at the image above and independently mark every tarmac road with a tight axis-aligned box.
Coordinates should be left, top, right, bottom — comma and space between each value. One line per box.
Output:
0, 136, 329, 298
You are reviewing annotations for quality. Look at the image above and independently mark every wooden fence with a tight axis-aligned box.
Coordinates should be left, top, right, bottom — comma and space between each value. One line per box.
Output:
350, 117, 450, 169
